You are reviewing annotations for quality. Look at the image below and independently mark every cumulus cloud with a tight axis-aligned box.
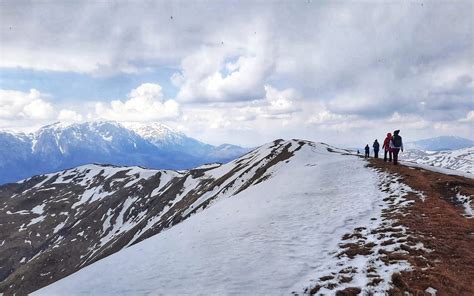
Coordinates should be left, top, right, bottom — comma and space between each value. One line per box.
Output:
0, 89, 55, 120
58, 109, 83, 122
173, 25, 274, 103
307, 110, 346, 125
94, 83, 180, 121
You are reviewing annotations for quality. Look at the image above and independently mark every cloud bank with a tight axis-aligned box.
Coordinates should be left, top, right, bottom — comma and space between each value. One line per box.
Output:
0, 1, 472, 146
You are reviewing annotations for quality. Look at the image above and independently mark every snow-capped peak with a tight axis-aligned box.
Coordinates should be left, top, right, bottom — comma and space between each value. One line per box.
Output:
121, 121, 184, 141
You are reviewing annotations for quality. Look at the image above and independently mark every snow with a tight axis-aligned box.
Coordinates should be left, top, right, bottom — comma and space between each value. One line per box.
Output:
6, 210, 29, 215
99, 197, 139, 247
66, 165, 153, 209
149, 171, 182, 196
455, 193, 473, 218
31, 204, 45, 215
401, 161, 474, 179
425, 287, 438, 296
53, 222, 66, 234
123, 167, 158, 188
401, 147, 474, 175
122, 122, 182, 142
27, 215, 46, 226
71, 188, 112, 209
195, 163, 221, 170
35, 143, 390, 295
297, 171, 423, 294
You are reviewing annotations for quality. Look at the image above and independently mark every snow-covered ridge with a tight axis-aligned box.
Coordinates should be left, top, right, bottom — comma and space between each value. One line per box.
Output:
1, 139, 327, 294
20, 139, 388, 295
401, 147, 474, 175
121, 121, 184, 141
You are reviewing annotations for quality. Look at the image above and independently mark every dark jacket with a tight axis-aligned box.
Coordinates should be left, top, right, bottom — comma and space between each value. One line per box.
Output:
389, 130, 404, 150
373, 140, 380, 151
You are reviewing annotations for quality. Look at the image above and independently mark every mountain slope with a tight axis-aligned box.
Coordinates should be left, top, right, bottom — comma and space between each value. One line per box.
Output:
123, 122, 250, 162
405, 136, 474, 151
0, 131, 32, 182
0, 121, 249, 184
0, 139, 324, 294
3, 139, 406, 295
401, 147, 474, 174
2, 140, 472, 295
1, 140, 388, 295
30, 141, 433, 296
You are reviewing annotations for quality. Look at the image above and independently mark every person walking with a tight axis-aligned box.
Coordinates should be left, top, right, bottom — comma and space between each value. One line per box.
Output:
382, 132, 392, 162
364, 144, 370, 158
373, 139, 380, 158
389, 130, 403, 165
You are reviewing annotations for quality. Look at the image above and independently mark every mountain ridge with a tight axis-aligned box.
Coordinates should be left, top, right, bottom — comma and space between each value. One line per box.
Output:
1, 139, 472, 295
0, 139, 330, 294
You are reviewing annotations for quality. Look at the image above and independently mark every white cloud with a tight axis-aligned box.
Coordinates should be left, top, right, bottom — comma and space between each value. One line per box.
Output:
94, 83, 180, 121
0, 89, 54, 120
262, 85, 299, 117
173, 21, 274, 103
459, 110, 474, 122
307, 110, 345, 125
58, 109, 83, 122
1, 2, 473, 145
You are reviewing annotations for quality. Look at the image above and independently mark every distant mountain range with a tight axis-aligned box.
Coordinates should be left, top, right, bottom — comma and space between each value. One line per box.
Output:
405, 136, 474, 151
0, 122, 250, 184
401, 147, 473, 174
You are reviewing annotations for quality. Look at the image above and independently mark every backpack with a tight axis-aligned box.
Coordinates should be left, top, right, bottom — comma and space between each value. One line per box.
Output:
392, 135, 402, 147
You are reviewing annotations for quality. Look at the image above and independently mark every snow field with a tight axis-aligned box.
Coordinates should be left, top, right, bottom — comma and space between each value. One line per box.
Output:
35, 144, 388, 295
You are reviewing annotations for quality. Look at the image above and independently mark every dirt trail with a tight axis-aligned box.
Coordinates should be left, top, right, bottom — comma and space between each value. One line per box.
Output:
369, 159, 474, 295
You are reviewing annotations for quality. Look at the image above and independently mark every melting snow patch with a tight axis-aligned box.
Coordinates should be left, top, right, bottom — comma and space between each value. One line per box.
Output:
455, 193, 473, 218
72, 188, 112, 209
425, 286, 437, 295
31, 204, 45, 215
53, 222, 66, 234
18, 223, 27, 231
27, 216, 46, 226
6, 210, 29, 215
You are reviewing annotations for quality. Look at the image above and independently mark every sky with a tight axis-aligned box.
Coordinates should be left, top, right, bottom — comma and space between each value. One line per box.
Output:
0, 0, 472, 147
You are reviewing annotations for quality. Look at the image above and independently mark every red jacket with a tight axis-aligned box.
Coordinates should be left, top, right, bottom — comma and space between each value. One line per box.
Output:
382, 133, 392, 151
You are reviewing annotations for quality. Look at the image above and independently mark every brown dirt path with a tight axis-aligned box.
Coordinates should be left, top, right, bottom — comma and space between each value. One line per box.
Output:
368, 159, 474, 295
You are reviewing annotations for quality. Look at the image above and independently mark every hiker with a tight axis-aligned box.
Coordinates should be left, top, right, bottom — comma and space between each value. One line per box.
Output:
364, 144, 370, 158
389, 130, 403, 165
382, 132, 392, 162
373, 139, 380, 158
